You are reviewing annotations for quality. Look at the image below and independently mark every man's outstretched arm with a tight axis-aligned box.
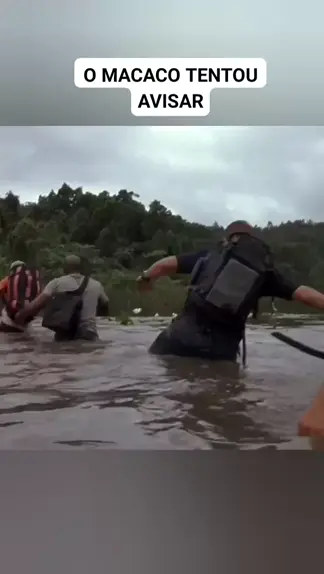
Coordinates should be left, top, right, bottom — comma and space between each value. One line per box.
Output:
137, 251, 208, 286
136, 256, 179, 291
139, 256, 179, 282
15, 292, 50, 322
15, 279, 58, 323
293, 286, 324, 309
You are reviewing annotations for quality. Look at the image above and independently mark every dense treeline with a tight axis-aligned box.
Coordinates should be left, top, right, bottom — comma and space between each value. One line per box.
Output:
0, 184, 323, 315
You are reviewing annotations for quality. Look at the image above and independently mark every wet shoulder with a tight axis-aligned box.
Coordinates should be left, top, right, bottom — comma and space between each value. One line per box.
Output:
86, 277, 103, 294
47, 274, 83, 293
46, 275, 103, 296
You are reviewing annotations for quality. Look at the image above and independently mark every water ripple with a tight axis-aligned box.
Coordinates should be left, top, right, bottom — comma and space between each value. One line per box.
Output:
0, 317, 320, 449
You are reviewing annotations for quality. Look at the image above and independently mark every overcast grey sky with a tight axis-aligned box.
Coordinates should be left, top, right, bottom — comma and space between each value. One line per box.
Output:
1, 126, 324, 226
1, 0, 324, 226
1, 0, 323, 125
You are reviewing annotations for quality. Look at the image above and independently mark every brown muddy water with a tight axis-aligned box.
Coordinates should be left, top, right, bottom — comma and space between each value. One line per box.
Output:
0, 315, 323, 450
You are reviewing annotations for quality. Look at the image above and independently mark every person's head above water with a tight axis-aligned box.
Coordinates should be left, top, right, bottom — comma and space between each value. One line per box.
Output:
225, 220, 254, 240
9, 260, 25, 271
64, 254, 82, 274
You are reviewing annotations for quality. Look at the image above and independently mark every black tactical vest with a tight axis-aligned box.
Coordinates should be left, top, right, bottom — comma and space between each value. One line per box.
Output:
186, 234, 273, 325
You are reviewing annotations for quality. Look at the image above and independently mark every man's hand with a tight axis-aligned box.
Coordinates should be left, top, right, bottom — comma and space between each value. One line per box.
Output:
136, 257, 178, 292
136, 274, 153, 292
14, 310, 26, 324
14, 293, 49, 324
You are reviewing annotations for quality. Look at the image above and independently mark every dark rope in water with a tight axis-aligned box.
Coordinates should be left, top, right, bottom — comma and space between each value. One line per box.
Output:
271, 331, 324, 360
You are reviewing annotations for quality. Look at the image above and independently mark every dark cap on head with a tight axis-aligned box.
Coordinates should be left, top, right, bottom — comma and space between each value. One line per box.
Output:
225, 220, 254, 238
64, 254, 81, 273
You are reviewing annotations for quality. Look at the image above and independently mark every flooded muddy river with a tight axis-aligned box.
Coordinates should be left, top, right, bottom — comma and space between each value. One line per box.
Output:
0, 315, 323, 449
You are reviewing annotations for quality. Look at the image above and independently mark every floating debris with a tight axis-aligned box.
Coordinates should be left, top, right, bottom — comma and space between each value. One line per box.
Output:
133, 308, 142, 315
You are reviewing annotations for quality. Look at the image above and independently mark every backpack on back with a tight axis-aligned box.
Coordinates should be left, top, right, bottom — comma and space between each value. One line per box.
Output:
4, 264, 41, 322
42, 276, 89, 337
185, 234, 274, 366
188, 234, 274, 323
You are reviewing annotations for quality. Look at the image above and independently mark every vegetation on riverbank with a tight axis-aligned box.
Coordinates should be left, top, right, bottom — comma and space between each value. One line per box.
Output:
0, 183, 323, 316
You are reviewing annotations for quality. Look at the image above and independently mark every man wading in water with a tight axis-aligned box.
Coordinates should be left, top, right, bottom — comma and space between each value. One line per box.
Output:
16, 255, 109, 341
137, 221, 324, 362
0, 261, 41, 333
